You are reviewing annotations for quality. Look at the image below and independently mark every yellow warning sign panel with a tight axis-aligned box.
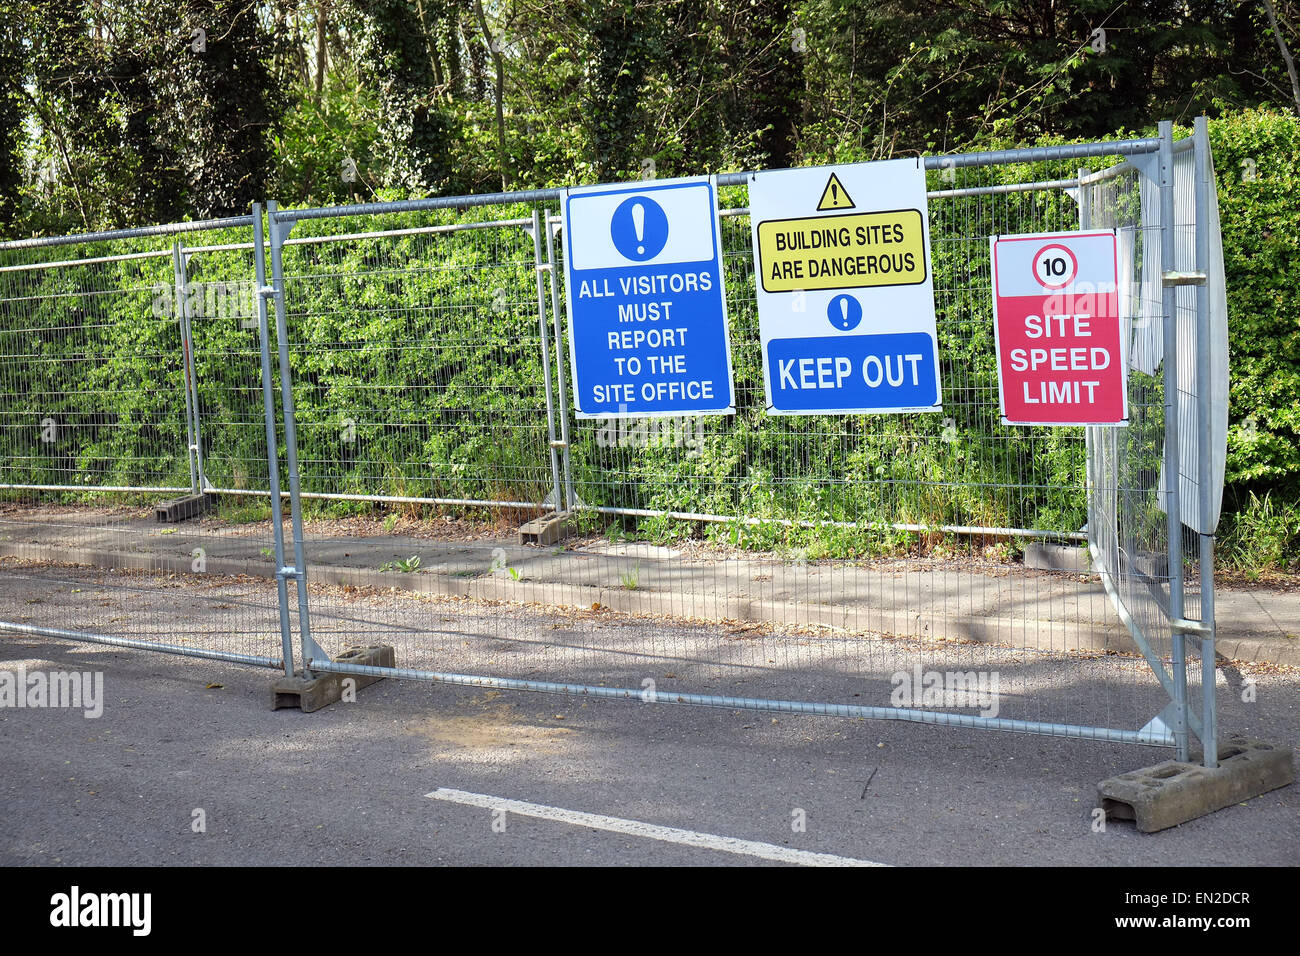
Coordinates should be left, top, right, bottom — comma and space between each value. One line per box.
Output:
756, 208, 927, 293
816, 173, 854, 210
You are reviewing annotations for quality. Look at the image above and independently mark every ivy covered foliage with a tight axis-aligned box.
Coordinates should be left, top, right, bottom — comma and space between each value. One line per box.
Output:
1205, 110, 1300, 568
1209, 111, 1300, 495
1, 3, 1299, 565
6, 1, 1297, 229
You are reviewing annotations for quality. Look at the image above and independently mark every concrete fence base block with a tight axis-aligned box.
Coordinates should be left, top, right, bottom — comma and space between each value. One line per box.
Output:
1098, 735, 1295, 832
1129, 550, 1169, 580
1024, 542, 1095, 575
155, 492, 217, 523
271, 644, 396, 713
519, 511, 572, 546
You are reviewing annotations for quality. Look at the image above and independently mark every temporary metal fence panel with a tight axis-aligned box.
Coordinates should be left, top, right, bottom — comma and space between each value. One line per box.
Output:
0, 125, 1224, 761
261, 129, 1221, 756
1080, 118, 1226, 763
0, 215, 292, 672
526, 147, 1170, 745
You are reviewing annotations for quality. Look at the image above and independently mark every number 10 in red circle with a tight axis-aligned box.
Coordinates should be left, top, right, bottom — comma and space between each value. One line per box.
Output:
1032, 243, 1079, 289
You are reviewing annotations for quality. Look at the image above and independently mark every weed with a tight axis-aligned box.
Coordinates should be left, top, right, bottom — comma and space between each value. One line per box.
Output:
380, 554, 421, 573
1218, 492, 1300, 572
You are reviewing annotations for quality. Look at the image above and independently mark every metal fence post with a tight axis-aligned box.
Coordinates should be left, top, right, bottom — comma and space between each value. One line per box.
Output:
1158, 120, 1190, 761
1193, 115, 1219, 768
529, 209, 564, 511
182, 247, 207, 491
171, 241, 200, 495
252, 204, 296, 678
266, 201, 328, 671
1078, 168, 1096, 531
3, 138, 1223, 751
544, 210, 575, 510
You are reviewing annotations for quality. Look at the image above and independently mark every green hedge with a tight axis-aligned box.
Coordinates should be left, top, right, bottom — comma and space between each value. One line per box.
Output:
2, 109, 1297, 567
1205, 109, 1300, 569
1207, 111, 1300, 491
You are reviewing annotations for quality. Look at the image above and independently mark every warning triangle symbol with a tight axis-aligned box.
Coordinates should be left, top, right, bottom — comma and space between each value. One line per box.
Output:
816, 173, 855, 211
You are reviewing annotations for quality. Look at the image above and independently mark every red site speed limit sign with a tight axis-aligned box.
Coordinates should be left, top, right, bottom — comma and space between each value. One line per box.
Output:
990, 230, 1126, 426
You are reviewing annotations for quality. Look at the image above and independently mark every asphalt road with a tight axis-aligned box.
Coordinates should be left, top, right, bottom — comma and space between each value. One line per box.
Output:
2, 626, 1297, 866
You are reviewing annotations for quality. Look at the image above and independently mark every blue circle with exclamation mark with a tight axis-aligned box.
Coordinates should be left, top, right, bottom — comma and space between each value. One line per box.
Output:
610, 196, 669, 262
827, 294, 863, 331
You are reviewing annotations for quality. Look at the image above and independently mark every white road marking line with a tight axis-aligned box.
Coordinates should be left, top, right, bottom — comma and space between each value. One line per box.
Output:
426, 787, 887, 867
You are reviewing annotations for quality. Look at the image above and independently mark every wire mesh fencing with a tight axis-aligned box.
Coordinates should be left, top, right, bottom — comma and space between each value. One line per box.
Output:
0, 217, 290, 670
1081, 119, 1226, 761
264, 130, 1221, 755
271, 206, 559, 511
0, 125, 1224, 761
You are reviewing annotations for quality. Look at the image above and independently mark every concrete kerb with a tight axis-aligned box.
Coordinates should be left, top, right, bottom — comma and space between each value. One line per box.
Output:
0, 538, 1135, 654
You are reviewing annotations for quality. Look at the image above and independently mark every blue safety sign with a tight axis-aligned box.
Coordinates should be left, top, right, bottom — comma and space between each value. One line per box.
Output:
562, 176, 735, 418
765, 332, 939, 412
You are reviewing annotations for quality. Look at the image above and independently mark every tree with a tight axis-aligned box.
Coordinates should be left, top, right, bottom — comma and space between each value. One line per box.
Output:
344, 0, 459, 193
0, 4, 28, 231
12, 0, 284, 233
1262, 0, 1300, 113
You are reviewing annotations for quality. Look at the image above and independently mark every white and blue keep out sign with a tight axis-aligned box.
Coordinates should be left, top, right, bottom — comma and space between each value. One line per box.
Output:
748, 159, 943, 415
562, 176, 735, 418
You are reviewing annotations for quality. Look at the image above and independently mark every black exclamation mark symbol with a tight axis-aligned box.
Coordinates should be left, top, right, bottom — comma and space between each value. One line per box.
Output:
831, 182, 838, 205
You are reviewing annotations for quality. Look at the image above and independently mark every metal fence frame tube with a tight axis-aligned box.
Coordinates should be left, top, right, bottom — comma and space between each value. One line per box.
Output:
1193, 116, 1219, 768
171, 243, 200, 495
252, 204, 296, 678
281, 189, 566, 222
929, 178, 1081, 200
0, 249, 174, 274
0, 484, 190, 494
909, 138, 1161, 171
144, 219, 537, 259
544, 207, 575, 509
1079, 166, 1096, 554
529, 209, 564, 510
179, 245, 207, 491
1083, 136, 1195, 188
0, 620, 283, 668
304, 658, 1174, 747
266, 201, 319, 668
208, 489, 546, 509
267, 138, 1161, 226
0, 215, 256, 251
1158, 120, 1191, 761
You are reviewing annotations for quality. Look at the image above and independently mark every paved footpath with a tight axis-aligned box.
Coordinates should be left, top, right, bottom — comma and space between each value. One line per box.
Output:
0, 507, 1295, 665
